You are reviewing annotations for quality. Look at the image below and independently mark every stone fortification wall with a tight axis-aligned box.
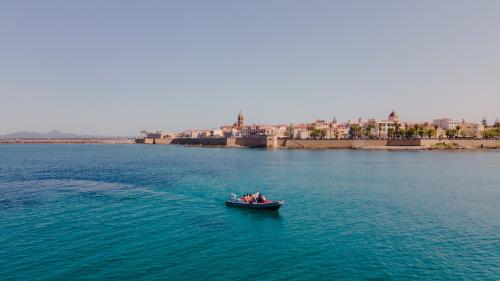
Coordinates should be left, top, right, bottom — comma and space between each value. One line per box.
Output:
420, 139, 499, 148
284, 139, 388, 149
154, 138, 172, 144
139, 138, 172, 144
235, 137, 267, 148
170, 137, 265, 147
171, 138, 227, 146
143, 137, 499, 149
277, 138, 287, 147
285, 139, 499, 149
387, 139, 421, 146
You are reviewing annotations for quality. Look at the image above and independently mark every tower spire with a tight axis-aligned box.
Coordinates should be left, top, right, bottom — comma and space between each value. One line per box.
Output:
236, 110, 244, 129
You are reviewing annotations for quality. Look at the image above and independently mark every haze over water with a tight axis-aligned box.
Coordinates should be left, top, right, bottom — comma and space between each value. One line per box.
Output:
0, 145, 498, 280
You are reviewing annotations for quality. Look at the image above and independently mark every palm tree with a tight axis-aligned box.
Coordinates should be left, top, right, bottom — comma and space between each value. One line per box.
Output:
398, 128, 406, 139
426, 128, 435, 139
481, 117, 487, 127
445, 129, 457, 139
349, 124, 362, 139
406, 127, 416, 139
394, 122, 401, 138
320, 129, 327, 139
456, 125, 461, 138
387, 128, 395, 139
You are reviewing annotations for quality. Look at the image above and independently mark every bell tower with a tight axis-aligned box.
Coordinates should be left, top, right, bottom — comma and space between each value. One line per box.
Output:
236, 110, 244, 129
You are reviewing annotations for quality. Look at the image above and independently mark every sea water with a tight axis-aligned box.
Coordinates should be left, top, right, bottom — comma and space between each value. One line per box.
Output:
0, 145, 498, 280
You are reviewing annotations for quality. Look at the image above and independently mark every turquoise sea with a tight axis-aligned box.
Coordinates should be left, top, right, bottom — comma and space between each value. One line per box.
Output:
0, 145, 499, 280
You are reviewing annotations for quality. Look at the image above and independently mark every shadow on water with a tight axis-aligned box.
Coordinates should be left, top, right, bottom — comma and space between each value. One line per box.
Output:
225, 205, 282, 221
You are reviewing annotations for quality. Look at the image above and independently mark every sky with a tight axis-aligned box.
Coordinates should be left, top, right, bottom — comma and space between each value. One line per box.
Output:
1, 0, 499, 135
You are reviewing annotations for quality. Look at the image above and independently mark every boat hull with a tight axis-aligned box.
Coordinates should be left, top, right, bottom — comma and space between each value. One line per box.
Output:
225, 199, 282, 211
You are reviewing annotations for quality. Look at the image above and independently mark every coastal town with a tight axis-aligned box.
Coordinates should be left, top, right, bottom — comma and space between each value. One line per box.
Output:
137, 110, 500, 149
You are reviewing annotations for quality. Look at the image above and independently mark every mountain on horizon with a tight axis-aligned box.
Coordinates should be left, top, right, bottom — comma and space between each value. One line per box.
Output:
0, 130, 116, 139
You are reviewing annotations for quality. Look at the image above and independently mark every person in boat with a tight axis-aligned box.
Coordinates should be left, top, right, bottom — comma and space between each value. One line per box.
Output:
240, 193, 253, 203
239, 192, 270, 204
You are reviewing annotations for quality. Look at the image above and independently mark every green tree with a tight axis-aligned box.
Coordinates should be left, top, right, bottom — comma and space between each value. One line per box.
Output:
349, 124, 362, 139
398, 128, 406, 139
445, 129, 457, 139
425, 128, 435, 139
481, 128, 499, 138
406, 127, 416, 139
394, 122, 401, 137
310, 128, 326, 139
364, 124, 375, 138
417, 126, 425, 138
387, 128, 395, 139
320, 129, 327, 139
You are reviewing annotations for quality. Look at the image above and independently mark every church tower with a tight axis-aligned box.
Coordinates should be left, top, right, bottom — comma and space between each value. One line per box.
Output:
236, 110, 244, 129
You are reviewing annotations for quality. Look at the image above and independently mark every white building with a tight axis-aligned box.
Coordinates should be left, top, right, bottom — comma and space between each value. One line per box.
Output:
363, 110, 402, 138
209, 129, 224, 137
243, 125, 275, 138
291, 124, 310, 139
433, 118, 460, 130
273, 125, 289, 138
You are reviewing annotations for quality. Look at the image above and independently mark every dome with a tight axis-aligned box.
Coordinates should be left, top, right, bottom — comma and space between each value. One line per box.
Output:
388, 109, 399, 122
389, 109, 398, 118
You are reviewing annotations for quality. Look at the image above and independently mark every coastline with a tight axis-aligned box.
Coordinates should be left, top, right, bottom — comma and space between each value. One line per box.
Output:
1, 138, 498, 151
358, 146, 497, 151
157, 137, 500, 150
0, 138, 135, 144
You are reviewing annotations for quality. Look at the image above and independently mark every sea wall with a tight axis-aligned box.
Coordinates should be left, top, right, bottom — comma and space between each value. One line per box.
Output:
136, 138, 172, 144
169, 137, 268, 148
284, 139, 499, 149
171, 137, 227, 146
226, 137, 267, 148
138, 137, 499, 149
284, 139, 388, 149
420, 139, 500, 148
387, 139, 421, 146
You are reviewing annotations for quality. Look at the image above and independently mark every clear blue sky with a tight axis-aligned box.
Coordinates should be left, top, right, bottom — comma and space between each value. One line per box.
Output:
1, 0, 499, 135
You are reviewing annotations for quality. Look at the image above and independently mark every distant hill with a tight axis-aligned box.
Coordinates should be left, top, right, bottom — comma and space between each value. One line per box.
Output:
0, 130, 120, 139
